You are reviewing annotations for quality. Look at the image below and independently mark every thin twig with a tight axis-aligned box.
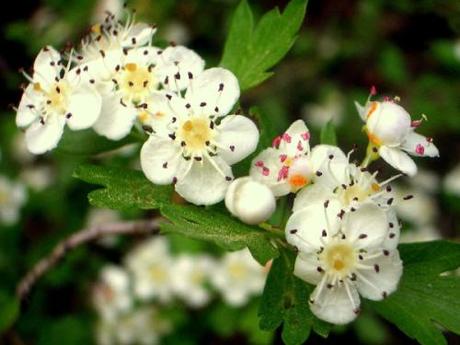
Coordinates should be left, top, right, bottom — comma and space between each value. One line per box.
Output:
16, 219, 161, 301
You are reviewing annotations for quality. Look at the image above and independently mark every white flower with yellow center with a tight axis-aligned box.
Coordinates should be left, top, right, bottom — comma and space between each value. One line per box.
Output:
210, 248, 267, 307
0, 176, 27, 225
92, 265, 132, 321
249, 120, 348, 197
286, 201, 403, 325
171, 254, 215, 308
355, 97, 439, 176
124, 237, 174, 303
140, 68, 259, 205
16, 46, 102, 154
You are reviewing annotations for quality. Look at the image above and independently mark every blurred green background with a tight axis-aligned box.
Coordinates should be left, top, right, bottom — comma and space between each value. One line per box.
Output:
0, 0, 460, 344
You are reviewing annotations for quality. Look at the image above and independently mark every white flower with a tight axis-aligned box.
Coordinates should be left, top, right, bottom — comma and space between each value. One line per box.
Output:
393, 184, 437, 226
92, 265, 132, 321
96, 307, 171, 345
141, 68, 259, 205
210, 248, 267, 307
0, 176, 27, 225
250, 120, 347, 196
355, 98, 439, 176
87, 208, 122, 247
171, 254, 214, 308
16, 46, 102, 154
286, 201, 403, 325
124, 237, 174, 303
225, 177, 276, 225
409, 168, 439, 194
444, 164, 460, 197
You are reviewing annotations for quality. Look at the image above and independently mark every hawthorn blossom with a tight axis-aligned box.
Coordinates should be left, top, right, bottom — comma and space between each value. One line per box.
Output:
96, 307, 171, 345
77, 14, 204, 140
0, 176, 27, 225
171, 254, 215, 308
355, 96, 439, 176
141, 68, 259, 205
444, 164, 460, 197
286, 201, 403, 324
225, 177, 276, 225
210, 249, 267, 307
250, 120, 347, 197
124, 237, 174, 303
16, 46, 102, 154
92, 265, 132, 321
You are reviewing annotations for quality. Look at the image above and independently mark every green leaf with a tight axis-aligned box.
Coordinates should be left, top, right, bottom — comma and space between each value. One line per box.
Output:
258, 250, 331, 345
56, 128, 139, 156
74, 164, 173, 210
368, 241, 460, 345
160, 203, 278, 265
0, 291, 19, 332
220, 0, 308, 91
320, 121, 337, 145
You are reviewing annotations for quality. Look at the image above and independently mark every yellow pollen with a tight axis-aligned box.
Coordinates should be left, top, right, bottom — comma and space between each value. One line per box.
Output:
138, 111, 151, 123
178, 117, 214, 152
125, 63, 138, 72
322, 242, 356, 277
183, 120, 193, 131
371, 183, 380, 192
333, 259, 345, 271
289, 174, 309, 188
366, 101, 378, 119
33, 83, 42, 92
154, 111, 165, 118
91, 24, 102, 34
284, 157, 294, 167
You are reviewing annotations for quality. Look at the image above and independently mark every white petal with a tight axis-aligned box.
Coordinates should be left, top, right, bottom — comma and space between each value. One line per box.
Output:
25, 117, 66, 154
175, 156, 232, 205
293, 253, 322, 285
354, 100, 367, 121
16, 84, 40, 127
186, 67, 239, 116
310, 283, 360, 325
382, 209, 400, 250
310, 144, 349, 187
356, 250, 403, 301
156, 46, 205, 91
140, 135, 182, 184
216, 115, 259, 165
66, 86, 102, 130
140, 92, 180, 134
122, 23, 156, 47
293, 183, 334, 213
33, 46, 60, 85
344, 202, 388, 249
93, 94, 137, 140
379, 146, 417, 177
401, 131, 439, 158
249, 148, 290, 197
285, 200, 342, 253
278, 120, 311, 156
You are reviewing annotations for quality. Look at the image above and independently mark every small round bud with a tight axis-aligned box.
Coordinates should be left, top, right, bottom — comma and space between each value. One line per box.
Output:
366, 101, 411, 146
225, 177, 276, 225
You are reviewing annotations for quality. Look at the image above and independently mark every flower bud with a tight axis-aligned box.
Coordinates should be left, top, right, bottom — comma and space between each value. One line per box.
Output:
225, 177, 276, 225
366, 101, 411, 146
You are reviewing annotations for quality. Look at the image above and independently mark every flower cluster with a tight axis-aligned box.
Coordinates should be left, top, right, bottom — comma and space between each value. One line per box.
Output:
92, 236, 268, 344
15, 11, 258, 205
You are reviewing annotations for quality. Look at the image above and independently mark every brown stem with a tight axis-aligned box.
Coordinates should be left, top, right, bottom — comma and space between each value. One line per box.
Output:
16, 219, 161, 301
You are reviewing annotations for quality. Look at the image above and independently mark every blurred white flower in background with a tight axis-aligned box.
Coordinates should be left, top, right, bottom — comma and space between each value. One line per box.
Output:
302, 90, 344, 128
409, 169, 440, 194
20, 165, 54, 192
400, 225, 441, 243
92, 265, 133, 321
125, 237, 175, 303
0, 176, 27, 225
162, 21, 191, 46
87, 208, 122, 247
12, 133, 35, 164
171, 254, 215, 307
210, 248, 267, 307
444, 164, 460, 197
96, 307, 171, 345
393, 184, 437, 227
92, 0, 123, 23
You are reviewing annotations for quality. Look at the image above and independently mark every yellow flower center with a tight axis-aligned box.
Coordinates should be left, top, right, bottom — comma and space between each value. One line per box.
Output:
150, 266, 168, 283
228, 262, 248, 280
178, 116, 215, 153
120, 63, 155, 103
321, 242, 357, 278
